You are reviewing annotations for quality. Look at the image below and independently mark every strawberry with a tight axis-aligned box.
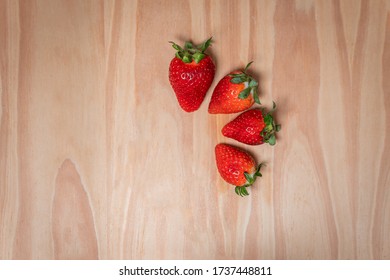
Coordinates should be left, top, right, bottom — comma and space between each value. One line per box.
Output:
215, 143, 264, 196
208, 62, 260, 114
222, 102, 281, 146
168, 37, 215, 112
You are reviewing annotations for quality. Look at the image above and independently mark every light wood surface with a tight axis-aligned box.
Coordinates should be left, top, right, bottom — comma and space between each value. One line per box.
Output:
1, 0, 390, 260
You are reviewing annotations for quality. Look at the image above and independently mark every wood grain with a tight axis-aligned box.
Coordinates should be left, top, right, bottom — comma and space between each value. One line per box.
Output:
1, 0, 390, 259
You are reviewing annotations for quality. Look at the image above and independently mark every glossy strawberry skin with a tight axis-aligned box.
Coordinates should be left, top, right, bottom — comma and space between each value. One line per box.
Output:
223, 103, 281, 146
208, 71, 254, 114
215, 143, 256, 186
222, 109, 266, 145
169, 56, 215, 112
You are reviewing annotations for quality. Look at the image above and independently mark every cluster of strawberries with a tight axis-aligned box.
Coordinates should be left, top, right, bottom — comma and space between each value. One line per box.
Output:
168, 37, 280, 196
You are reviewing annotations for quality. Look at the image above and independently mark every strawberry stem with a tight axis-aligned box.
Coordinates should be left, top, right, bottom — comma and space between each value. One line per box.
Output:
261, 102, 281, 146
243, 61, 254, 73
230, 62, 261, 104
235, 186, 249, 197
198, 37, 213, 52
235, 163, 265, 197
169, 37, 213, 64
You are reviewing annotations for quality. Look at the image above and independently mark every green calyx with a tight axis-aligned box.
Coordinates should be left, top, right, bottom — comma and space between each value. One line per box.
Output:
169, 37, 212, 64
235, 163, 265, 197
229, 61, 261, 104
261, 102, 281, 146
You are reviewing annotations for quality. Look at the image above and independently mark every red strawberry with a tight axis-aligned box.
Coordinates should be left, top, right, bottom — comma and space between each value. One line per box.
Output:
168, 37, 215, 112
222, 102, 281, 146
208, 62, 260, 114
215, 143, 264, 196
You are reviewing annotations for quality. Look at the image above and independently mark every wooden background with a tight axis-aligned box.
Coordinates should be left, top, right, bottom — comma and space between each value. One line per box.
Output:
1, 0, 390, 260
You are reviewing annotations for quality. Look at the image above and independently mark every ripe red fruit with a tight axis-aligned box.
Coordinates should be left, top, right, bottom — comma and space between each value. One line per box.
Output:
208, 62, 260, 114
168, 37, 215, 112
222, 102, 281, 146
215, 143, 264, 196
